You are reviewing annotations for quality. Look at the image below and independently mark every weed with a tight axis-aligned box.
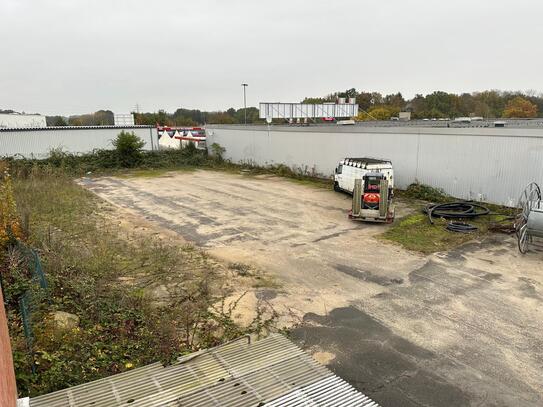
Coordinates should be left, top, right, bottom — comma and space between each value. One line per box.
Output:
228, 262, 253, 277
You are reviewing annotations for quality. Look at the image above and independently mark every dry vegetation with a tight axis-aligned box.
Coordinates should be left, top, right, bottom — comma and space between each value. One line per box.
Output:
3, 164, 276, 397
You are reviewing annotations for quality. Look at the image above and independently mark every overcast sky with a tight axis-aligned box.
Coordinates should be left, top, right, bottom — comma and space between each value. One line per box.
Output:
1, 0, 542, 115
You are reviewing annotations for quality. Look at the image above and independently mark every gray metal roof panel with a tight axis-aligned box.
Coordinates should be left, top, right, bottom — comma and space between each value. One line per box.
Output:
29, 334, 379, 407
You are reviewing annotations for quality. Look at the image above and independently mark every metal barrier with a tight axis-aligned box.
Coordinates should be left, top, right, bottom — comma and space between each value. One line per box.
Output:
14, 242, 49, 374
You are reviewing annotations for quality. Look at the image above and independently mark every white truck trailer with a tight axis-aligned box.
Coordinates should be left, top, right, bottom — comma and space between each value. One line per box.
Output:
334, 157, 394, 194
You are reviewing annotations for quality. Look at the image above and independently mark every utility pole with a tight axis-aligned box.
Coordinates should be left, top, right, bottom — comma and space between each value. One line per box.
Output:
241, 83, 248, 125
133, 104, 141, 125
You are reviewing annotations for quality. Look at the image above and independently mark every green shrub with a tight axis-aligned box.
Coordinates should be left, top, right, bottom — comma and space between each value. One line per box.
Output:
47, 148, 68, 168
210, 143, 226, 162
112, 131, 145, 167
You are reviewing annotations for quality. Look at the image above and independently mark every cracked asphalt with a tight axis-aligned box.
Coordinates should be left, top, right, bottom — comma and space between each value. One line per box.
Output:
82, 170, 543, 407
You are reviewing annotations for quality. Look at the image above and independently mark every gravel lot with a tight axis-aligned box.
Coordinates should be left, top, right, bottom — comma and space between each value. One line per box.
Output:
83, 170, 543, 407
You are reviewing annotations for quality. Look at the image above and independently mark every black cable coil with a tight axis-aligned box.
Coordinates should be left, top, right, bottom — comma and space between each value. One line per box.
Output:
424, 202, 490, 224
446, 222, 478, 233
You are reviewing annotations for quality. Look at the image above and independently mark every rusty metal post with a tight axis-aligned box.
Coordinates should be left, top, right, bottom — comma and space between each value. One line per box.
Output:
379, 179, 389, 218
352, 179, 362, 215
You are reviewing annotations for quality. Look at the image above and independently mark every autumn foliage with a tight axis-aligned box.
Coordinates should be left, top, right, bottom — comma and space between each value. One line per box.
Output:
0, 162, 24, 251
502, 97, 538, 118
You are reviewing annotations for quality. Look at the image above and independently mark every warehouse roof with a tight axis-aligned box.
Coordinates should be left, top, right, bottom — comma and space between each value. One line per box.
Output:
27, 334, 379, 407
0, 125, 154, 132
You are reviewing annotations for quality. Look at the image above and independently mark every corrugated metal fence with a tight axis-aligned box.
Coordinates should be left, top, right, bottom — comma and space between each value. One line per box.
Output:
207, 124, 543, 207
0, 126, 157, 159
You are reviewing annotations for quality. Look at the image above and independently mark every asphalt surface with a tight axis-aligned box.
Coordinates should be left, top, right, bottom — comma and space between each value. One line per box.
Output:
82, 170, 543, 407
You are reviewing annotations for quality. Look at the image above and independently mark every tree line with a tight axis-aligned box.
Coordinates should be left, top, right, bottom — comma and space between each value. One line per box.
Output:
303, 89, 541, 120
42, 107, 262, 127
133, 107, 261, 126
11, 88, 540, 127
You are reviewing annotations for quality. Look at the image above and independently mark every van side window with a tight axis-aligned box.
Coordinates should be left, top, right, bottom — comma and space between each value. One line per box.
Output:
336, 164, 343, 174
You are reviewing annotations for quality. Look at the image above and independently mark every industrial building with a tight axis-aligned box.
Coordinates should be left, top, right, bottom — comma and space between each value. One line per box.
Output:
0, 113, 46, 128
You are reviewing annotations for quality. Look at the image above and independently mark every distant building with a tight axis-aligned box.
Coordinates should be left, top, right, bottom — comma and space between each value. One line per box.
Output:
0, 113, 46, 128
114, 113, 135, 126
399, 111, 411, 121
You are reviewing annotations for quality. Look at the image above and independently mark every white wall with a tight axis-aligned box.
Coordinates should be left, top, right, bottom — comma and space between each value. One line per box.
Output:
0, 126, 157, 158
207, 125, 543, 207
0, 113, 47, 128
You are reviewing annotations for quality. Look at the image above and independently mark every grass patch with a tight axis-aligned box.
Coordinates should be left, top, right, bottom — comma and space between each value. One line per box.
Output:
382, 211, 514, 254
384, 182, 517, 254
116, 167, 195, 178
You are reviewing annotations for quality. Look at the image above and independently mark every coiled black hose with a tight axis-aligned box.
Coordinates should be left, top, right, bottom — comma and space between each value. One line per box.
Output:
423, 202, 490, 224
446, 222, 478, 233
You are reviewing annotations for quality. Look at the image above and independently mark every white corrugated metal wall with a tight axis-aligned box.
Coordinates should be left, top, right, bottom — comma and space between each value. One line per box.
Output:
0, 113, 47, 128
207, 125, 543, 206
0, 126, 157, 159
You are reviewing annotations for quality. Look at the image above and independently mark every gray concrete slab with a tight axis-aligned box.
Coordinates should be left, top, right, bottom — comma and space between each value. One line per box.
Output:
82, 170, 543, 407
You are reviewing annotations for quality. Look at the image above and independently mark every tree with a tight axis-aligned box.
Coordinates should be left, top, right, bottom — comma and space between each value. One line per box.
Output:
502, 96, 538, 118
46, 116, 68, 126
356, 92, 373, 111
424, 91, 457, 118
458, 93, 475, 117
384, 93, 405, 109
357, 106, 399, 121
337, 88, 357, 99
234, 107, 260, 124
473, 90, 506, 118
93, 110, 114, 125
408, 94, 427, 118
53, 116, 67, 126
68, 117, 83, 126
207, 112, 235, 124
112, 131, 145, 167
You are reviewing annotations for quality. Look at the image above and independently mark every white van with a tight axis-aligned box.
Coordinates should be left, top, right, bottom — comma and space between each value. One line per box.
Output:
334, 158, 394, 194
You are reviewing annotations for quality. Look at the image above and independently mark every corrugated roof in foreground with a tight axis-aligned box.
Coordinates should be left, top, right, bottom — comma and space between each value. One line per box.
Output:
28, 334, 379, 406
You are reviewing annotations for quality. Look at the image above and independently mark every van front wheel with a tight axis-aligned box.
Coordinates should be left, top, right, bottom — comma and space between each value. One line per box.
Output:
333, 182, 340, 192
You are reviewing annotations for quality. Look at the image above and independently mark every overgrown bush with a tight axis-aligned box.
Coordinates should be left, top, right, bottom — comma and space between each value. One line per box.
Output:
404, 182, 450, 203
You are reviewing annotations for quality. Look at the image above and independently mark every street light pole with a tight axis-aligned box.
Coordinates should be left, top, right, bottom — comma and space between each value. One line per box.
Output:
241, 83, 248, 125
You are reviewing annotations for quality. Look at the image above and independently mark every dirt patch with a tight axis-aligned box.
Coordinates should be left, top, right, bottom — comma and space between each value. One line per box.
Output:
311, 350, 336, 365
